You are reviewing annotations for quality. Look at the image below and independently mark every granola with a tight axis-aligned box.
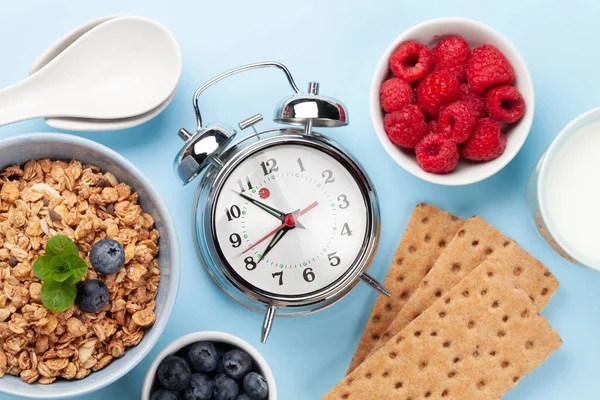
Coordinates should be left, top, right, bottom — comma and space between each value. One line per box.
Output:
0, 160, 161, 384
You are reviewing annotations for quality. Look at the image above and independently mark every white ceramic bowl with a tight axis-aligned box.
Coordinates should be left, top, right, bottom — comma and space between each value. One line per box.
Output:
371, 17, 535, 186
142, 331, 277, 400
0, 133, 180, 398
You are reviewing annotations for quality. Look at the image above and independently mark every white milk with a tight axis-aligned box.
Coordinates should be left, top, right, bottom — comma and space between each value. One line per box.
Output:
543, 123, 600, 261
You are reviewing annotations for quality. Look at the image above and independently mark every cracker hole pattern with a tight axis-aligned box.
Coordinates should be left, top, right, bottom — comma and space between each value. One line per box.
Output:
451, 263, 461, 272
447, 371, 456, 378
467, 320, 475, 329
424, 234, 431, 242
521, 309, 530, 318
430, 330, 437, 336
513, 266, 523, 276
365, 372, 372, 379
541, 288, 549, 296
462, 290, 470, 297
501, 360, 510, 368
389, 352, 397, 359
372, 334, 380, 341
435, 290, 442, 297
424, 391, 431, 398
408, 245, 417, 253
525, 341, 534, 349
396, 335, 405, 344
443, 341, 451, 348
400, 290, 410, 300
372, 315, 380, 323
395, 381, 403, 389
457, 229, 465, 237
513, 376, 520, 383
497, 330, 506, 337
385, 303, 393, 312
489, 351, 497, 356
396, 275, 404, 282
441, 389, 449, 397
481, 290, 488, 296
444, 297, 451, 304
453, 357, 461, 364
472, 350, 480, 358
422, 217, 429, 224
382, 371, 389, 378
419, 361, 429, 369
477, 380, 486, 390
341, 393, 349, 399
382, 332, 390, 340
485, 247, 494, 255
396, 258, 404, 265
487, 271, 494, 278
439, 311, 446, 318
472, 240, 479, 247
414, 331, 421, 338
503, 240, 511, 247
492, 300, 500, 308
503, 315, 509, 322
438, 240, 447, 248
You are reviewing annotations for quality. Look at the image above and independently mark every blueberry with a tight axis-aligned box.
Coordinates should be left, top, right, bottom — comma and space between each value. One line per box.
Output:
188, 342, 218, 373
76, 279, 109, 313
183, 373, 213, 400
89, 239, 125, 275
243, 372, 268, 399
213, 373, 239, 400
151, 390, 180, 400
237, 395, 252, 400
157, 356, 192, 391
222, 349, 252, 380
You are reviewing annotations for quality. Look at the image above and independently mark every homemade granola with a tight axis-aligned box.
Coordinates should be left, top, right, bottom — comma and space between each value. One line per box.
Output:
0, 159, 160, 384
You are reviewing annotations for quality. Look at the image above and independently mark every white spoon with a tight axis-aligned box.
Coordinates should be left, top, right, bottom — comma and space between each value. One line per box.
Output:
0, 16, 182, 127
29, 15, 178, 131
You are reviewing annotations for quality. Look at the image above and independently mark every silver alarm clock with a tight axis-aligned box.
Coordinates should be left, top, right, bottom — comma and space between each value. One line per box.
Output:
174, 62, 389, 343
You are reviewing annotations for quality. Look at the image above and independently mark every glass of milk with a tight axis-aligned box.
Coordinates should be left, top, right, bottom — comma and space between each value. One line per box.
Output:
527, 107, 600, 270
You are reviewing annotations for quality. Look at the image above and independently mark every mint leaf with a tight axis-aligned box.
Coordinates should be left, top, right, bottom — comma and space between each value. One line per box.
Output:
40, 281, 77, 313
65, 254, 88, 284
33, 256, 63, 282
45, 235, 79, 258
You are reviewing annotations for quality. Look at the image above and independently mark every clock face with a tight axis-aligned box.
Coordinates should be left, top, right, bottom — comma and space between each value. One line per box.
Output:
212, 143, 371, 297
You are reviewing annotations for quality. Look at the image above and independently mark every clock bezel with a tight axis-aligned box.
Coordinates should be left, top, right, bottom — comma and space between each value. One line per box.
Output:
193, 128, 380, 313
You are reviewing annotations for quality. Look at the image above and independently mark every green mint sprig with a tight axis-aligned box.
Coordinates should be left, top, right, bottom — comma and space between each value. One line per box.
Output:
33, 235, 88, 312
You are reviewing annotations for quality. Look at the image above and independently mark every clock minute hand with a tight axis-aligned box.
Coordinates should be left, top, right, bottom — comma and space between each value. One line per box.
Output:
237, 192, 286, 221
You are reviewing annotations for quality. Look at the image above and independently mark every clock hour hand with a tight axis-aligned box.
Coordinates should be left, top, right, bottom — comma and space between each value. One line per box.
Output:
257, 225, 292, 264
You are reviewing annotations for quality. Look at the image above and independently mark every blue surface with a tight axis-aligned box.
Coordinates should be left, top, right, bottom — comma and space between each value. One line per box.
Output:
0, 1, 597, 398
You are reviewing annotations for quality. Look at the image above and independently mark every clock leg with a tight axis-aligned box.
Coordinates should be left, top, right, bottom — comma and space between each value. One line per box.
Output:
359, 273, 391, 297
261, 305, 277, 344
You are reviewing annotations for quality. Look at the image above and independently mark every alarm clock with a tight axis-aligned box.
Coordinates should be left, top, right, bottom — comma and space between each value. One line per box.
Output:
174, 62, 390, 343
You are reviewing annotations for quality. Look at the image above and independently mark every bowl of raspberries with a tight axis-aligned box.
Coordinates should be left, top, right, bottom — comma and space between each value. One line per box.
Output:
371, 17, 534, 185
142, 331, 276, 400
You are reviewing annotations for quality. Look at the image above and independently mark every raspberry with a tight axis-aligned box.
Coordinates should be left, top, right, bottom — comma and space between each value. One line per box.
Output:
432, 36, 471, 82
415, 134, 460, 174
416, 68, 460, 117
428, 119, 439, 134
462, 118, 507, 161
467, 45, 515, 93
389, 41, 434, 82
485, 85, 525, 123
437, 101, 478, 144
379, 78, 414, 113
384, 105, 428, 148
457, 83, 486, 117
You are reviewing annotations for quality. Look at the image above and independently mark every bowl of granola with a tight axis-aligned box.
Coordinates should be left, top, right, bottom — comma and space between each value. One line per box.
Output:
0, 133, 180, 398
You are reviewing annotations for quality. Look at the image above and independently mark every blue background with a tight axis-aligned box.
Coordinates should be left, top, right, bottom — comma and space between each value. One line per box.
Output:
0, 0, 596, 398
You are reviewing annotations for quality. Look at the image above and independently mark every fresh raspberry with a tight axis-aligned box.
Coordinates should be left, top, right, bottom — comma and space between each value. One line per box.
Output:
457, 83, 487, 117
416, 68, 460, 117
384, 105, 428, 148
437, 101, 478, 144
432, 36, 471, 82
379, 78, 414, 113
428, 119, 439, 134
485, 85, 525, 123
415, 134, 460, 174
462, 118, 507, 161
467, 45, 515, 93
389, 41, 434, 82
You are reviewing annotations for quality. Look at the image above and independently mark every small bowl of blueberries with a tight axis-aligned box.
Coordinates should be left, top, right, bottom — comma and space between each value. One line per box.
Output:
142, 331, 276, 400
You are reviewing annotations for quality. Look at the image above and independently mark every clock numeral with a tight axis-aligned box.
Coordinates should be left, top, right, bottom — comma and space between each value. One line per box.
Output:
272, 271, 283, 286
322, 170, 335, 185
244, 256, 257, 271
229, 233, 241, 248
341, 222, 353, 237
338, 194, 350, 209
225, 205, 241, 221
328, 252, 341, 267
237, 176, 253, 192
260, 158, 279, 175
296, 157, 306, 172
303, 268, 315, 283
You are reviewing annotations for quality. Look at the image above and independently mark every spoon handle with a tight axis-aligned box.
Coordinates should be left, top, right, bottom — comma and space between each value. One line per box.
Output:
0, 74, 59, 127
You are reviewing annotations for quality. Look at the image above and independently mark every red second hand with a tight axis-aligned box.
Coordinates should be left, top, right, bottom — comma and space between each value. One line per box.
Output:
240, 201, 319, 255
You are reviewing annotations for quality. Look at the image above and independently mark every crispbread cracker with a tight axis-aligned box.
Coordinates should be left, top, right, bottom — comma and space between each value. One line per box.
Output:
323, 260, 562, 400
347, 203, 464, 373
370, 216, 559, 356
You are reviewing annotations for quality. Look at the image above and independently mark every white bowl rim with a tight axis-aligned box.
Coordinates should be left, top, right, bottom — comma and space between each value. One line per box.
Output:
537, 106, 600, 271
142, 331, 277, 400
0, 132, 181, 398
370, 17, 535, 186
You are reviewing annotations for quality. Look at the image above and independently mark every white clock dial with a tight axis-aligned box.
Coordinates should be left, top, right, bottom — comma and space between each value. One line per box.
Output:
213, 143, 369, 296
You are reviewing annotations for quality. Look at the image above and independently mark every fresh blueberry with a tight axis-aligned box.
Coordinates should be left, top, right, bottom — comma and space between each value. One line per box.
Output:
89, 239, 125, 275
213, 373, 239, 400
151, 390, 180, 400
183, 373, 213, 400
188, 342, 218, 373
157, 356, 192, 391
243, 372, 268, 399
237, 395, 252, 400
76, 279, 109, 313
222, 349, 252, 380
